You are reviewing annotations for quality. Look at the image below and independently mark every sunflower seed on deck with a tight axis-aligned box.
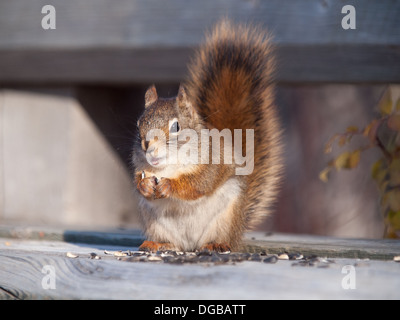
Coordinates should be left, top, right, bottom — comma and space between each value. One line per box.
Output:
66, 252, 78, 258
250, 253, 261, 261
288, 253, 303, 260
263, 255, 278, 264
113, 251, 128, 257
89, 252, 101, 260
278, 253, 289, 260
148, 255, 163, 261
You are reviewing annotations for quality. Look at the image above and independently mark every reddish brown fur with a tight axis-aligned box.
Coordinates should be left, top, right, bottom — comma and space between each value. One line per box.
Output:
186, 19, 284, 229
139, 240, 174, 252
133, 19, 283, 252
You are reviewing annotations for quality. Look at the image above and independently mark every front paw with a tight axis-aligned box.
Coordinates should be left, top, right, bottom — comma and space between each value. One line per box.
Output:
154, 177, 172, 199
137, 176, 157, 199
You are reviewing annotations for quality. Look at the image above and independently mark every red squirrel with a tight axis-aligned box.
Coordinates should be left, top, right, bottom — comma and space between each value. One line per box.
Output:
132, 19, 283, 252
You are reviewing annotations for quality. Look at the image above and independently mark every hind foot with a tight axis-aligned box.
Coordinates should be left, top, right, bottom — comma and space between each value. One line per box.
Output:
200, 243, 231, 252
139, 240, 174, 252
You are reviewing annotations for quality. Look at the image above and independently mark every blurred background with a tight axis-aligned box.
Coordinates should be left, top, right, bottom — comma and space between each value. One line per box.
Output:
0, 0, 399, 238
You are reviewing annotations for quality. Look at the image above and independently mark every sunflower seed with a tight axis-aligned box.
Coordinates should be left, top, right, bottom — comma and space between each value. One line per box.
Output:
185, 252, 196, 256
160, 252, 174, 257
113, 251, 128, 257
148, 255, 163, 261
263, 255, 278, 264
66, 252, 78, 258
250, 253, 261, 261
278, 253, 289, 260
288, 252, 303, 260
89, 252, 101, 260
197, 249, 212, 256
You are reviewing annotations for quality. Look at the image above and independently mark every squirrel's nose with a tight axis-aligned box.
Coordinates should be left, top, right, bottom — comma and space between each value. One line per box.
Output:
147, 144, 154, 154
146, 144, 159, 159
146, 140, 158, 154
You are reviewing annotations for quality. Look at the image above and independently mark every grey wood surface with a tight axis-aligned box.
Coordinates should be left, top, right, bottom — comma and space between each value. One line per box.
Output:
1, 226, 400, 299
0, 0, 399, 84
0, 235, 399, 299
244, 232, 400, 260
1, 225, 399, 260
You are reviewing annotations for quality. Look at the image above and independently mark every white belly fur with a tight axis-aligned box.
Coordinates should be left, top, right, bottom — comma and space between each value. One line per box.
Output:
139, 177, 243, 251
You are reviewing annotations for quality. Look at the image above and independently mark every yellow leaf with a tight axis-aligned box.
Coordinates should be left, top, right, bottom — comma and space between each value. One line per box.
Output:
334, 152, 351, 170
346, 126, 359, 133
378, 89, 393, 115
363, 119, 380, 144
363, 122, 373, 136
387, 210, 400, 230
349, 150, 361, 169
388, 159, 400, 186
371, 159, 389, 186
319, 167, 331, 183
371, 159, 383, 180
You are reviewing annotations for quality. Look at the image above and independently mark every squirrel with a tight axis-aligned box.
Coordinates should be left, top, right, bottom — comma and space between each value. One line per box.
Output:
132, 19, 283, 252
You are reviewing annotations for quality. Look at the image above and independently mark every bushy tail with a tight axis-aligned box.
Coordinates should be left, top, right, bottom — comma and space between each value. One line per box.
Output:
186, 19, 283, 228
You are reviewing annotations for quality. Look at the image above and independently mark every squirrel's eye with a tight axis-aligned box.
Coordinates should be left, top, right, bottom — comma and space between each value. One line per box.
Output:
169, 121, 180, 134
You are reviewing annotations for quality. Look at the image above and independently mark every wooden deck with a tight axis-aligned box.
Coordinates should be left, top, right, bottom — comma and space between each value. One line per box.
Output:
1, 226, 399, 300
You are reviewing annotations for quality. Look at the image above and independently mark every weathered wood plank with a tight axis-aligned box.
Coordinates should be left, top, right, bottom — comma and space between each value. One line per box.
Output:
0, 0, 399, 84
0, 45, 399, 85
244, 232, 400, 260
0, 237, 399, 299
1, 225, 400, 260
1, 0, 399, 47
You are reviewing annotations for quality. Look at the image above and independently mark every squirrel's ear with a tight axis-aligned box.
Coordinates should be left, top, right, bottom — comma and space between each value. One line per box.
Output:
177, 84, 197, 118
145, 85, 158, 108
177, 84, 188, 104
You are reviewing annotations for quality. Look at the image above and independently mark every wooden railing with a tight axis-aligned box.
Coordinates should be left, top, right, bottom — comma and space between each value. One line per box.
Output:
0, 0, 399, 84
